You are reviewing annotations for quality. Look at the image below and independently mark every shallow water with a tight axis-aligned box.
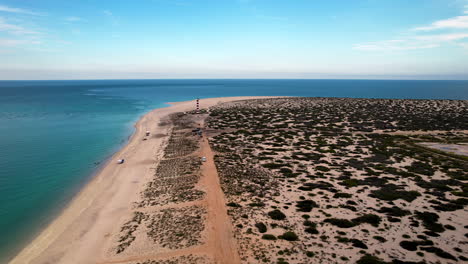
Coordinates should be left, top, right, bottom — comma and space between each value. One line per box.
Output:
0, 79, 467, 262
421, 143, 468, 156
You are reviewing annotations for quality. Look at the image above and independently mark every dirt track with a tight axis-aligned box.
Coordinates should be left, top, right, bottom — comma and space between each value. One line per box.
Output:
199, 137, 241, 264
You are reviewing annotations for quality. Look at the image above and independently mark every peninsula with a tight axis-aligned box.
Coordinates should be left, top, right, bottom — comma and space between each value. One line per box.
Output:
11, 97, 468, 264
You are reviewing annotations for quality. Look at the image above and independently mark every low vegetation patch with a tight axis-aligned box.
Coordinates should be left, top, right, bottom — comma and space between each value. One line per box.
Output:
399, 240, 434, 251
371, 185, 421, 202
255, 222, 267, 233
279, 232, 299, 241
296, 200, 318, 212
268, 209, 286, 220
324, 214, 381, 228
262, 234, 277, 240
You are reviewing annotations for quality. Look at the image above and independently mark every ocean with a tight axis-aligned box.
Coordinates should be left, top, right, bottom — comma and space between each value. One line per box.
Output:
0, 79, 467, 262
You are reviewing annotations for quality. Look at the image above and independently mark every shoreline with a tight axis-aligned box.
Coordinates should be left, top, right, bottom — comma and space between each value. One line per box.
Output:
10, 96, 276, 264
9, 102, 163, 264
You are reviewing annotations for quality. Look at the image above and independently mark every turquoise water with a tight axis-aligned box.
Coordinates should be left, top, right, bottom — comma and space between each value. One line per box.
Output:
0, 79, 467, 262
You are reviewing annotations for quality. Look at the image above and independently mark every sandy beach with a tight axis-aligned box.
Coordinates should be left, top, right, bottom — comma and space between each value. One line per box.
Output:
10, 96, 274, 264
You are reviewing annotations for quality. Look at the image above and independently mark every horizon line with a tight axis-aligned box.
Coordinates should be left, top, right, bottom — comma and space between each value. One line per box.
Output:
1, 78, 468, 82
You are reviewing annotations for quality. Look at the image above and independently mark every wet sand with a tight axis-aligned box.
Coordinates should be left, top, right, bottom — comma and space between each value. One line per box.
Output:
420, 142, 468, 156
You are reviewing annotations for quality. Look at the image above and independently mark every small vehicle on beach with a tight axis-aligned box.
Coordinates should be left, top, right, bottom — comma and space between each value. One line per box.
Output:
117, 159, 125, 164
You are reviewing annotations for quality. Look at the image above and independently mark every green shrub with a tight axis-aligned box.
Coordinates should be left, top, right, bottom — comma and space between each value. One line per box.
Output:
399, 240, 433, 251
351, 239, 368, 249
262, 234, 277, 240
356, 255, 389, 264
420, 246, 457, 261
371, 185, 421, 202
268, 209, 286, 220
324, 218, 356, 228
405, 161, 435, 176
305, 226, 319, 234
333, 192, 352, 198
316, 165, 330, 172
337, 237, 349, 243
296, 200, 318, 212
373, 236, 387, 243
340, 179, 359, 187
248, 202, 266, 207
415, 211, 445, 233
353, 214, 381, 227
304, 221, 318, 234
263, 163, 290, 169
378, 206, 411, 217
255, 222, 267, 233
280, 231, 299, 241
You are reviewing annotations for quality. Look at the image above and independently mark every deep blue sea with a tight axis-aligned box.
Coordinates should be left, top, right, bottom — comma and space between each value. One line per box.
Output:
0, 79, 467, 262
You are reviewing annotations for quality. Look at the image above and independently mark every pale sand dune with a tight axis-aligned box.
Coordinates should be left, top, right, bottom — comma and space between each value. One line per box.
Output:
10, 96, 277, 264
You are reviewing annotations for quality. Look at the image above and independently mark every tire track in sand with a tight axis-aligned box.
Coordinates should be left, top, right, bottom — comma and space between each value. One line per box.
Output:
199, 137, 241, 264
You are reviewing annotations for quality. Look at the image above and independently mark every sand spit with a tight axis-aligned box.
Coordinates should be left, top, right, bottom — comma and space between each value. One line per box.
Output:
10, 96, 276, 264
11, 96, 468, 264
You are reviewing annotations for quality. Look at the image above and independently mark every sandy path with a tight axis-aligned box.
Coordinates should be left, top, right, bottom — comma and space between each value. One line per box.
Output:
99, 119, 241, 264
200, 137, 241, 264
10, 96, 277, 264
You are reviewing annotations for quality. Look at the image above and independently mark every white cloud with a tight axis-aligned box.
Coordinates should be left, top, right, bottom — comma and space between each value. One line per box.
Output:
414, 15, 468, 31
354, 33, 468, 51
353, 40, 439, 51
414, 33, 468, 41
355, 3, 468, 52
0, 7, 44, 50
0, 17, 40, 35
413, 3, 468, 31
0, 5, 41, 15
0, 38, 40, 46
0, 38, 24, 46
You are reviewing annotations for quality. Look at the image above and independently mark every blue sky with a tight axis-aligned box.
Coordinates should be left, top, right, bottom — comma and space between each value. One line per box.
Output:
1, 0, 468, 80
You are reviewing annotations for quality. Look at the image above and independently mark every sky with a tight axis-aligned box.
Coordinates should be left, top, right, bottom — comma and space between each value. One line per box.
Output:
1, 0, 468, 80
